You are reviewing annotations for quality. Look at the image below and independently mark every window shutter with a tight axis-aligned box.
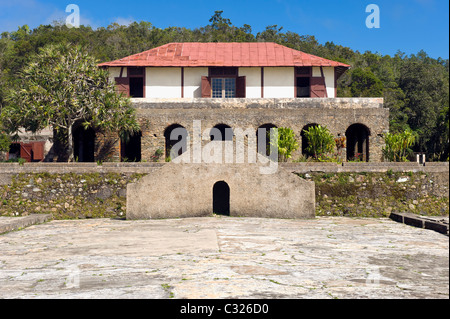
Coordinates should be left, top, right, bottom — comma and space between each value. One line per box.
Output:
114, 77, 130, 97
201, 76, 211, 98
236, 76, 246, 98
32, 142, 45, 161
310, 77, 327, 98
20, 143, 33, 162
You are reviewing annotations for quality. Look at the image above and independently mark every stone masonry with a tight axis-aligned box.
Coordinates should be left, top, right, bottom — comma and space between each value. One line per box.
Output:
98, 97, 388, 163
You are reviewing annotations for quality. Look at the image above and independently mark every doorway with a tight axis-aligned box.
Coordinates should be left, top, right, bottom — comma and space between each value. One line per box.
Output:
213, 181, 230, 216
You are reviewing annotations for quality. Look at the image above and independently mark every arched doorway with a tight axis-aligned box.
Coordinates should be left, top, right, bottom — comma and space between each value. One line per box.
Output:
301, 123, 319, 158
346, 124, 370, 162
73, 123, 95, 162
210, 124, 233, 141
213, 181, 230, 216
121, 131, 142, 162
257, 124, 277, 157
164, 124, 188, 160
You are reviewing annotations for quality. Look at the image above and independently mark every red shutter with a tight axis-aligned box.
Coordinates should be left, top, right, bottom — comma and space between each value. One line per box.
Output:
310, 77, 327, 98
115, 77, 130, 97
20, 143, 32, 162
201, 76, 211, 98
32, 142, 45, 161
236, 76, 246, 98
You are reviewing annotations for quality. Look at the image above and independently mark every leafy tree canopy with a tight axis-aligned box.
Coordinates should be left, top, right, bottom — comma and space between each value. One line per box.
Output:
1, 43, 139, 161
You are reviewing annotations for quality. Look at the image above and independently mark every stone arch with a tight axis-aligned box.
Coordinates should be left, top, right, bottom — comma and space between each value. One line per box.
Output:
256, 123, 277, 156
73, 121, 95, 162
301, 123, 319, 157
213, 181, 230, 216
164, 124, 188, 159
346, 123, 371, 162
210, 124, 233, 141
120, 131, 142, 162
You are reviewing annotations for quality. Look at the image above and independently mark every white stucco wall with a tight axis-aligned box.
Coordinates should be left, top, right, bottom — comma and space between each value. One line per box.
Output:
184, 67, 209, 98
107, 67, 127, 82
263, 67, 295, 98
108, 66, 336, 99
239, 67, 262, 98
146, 67, 182, 98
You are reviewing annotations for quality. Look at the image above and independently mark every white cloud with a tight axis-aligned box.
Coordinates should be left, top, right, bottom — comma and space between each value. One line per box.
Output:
114, 16, 135, 26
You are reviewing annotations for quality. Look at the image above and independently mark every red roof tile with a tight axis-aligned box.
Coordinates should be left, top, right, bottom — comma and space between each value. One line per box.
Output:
98, 42, 350, 68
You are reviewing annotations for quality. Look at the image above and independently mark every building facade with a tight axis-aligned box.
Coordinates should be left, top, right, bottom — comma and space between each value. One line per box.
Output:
98, 42, 388, 164
5, 42, 389, 163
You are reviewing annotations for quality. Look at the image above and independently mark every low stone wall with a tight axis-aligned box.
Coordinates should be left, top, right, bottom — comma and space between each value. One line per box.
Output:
301, 170, 448, 217
0, 162, 448, 219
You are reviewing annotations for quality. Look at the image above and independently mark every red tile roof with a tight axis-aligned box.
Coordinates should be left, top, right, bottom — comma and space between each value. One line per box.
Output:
98, 42, 351, 68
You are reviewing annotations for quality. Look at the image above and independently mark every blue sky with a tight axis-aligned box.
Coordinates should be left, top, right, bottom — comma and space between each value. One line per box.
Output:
0, 0, 448, 59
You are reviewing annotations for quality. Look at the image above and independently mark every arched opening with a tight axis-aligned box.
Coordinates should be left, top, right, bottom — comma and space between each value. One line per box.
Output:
121, 131, 142, 162
213, 181, 230, 216
346, 124, 370, 162
164, 124, 188, 160
301, 123, 319, 157
73, 123, 95, 162
257, 124, 277, 156
210, 124, 233, 141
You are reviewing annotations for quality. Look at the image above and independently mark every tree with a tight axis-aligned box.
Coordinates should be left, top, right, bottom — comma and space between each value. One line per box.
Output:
349, 67, 384, 97
1, 43, 139, 161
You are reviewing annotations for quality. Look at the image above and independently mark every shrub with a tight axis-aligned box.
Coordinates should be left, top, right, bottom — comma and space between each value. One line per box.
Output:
303, 125, 336, 159
383, 129, 417, 162
269, 127, 299, 162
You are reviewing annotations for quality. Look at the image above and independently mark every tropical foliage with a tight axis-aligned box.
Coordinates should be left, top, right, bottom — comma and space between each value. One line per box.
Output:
270, 127, 299, 162
1, 43, 139, 161
383, 129, 418, 162
303, 125, 336, 160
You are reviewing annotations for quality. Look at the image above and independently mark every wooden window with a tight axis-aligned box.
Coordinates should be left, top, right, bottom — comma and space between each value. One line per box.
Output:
295, 67, 312, 98
295, 66, 328, 98
114, 67, 145, 98
202, 67, 246, 98
128, 67, 145, 98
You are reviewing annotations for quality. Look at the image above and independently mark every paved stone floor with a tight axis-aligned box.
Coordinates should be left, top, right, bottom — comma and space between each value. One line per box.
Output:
0, 217, 448, 299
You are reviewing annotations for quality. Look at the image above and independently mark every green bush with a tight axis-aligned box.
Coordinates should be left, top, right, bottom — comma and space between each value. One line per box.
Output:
303, 125, 336, 160
0, 132, 10, 153
269, 127, 299, 162
383, 129, 417, 162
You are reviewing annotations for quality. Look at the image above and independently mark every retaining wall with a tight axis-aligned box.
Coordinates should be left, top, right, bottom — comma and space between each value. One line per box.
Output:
0, 162, 448, 219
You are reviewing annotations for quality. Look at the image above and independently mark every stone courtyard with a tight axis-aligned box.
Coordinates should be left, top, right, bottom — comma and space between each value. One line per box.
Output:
0, 216, 448, 299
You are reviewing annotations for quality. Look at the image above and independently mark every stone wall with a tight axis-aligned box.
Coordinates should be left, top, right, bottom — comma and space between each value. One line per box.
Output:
130, 97, 389, 163
305, 170, 448, 217
6, 98, 388, 164
127, 163, 316, 220
0, 162, 447, 220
